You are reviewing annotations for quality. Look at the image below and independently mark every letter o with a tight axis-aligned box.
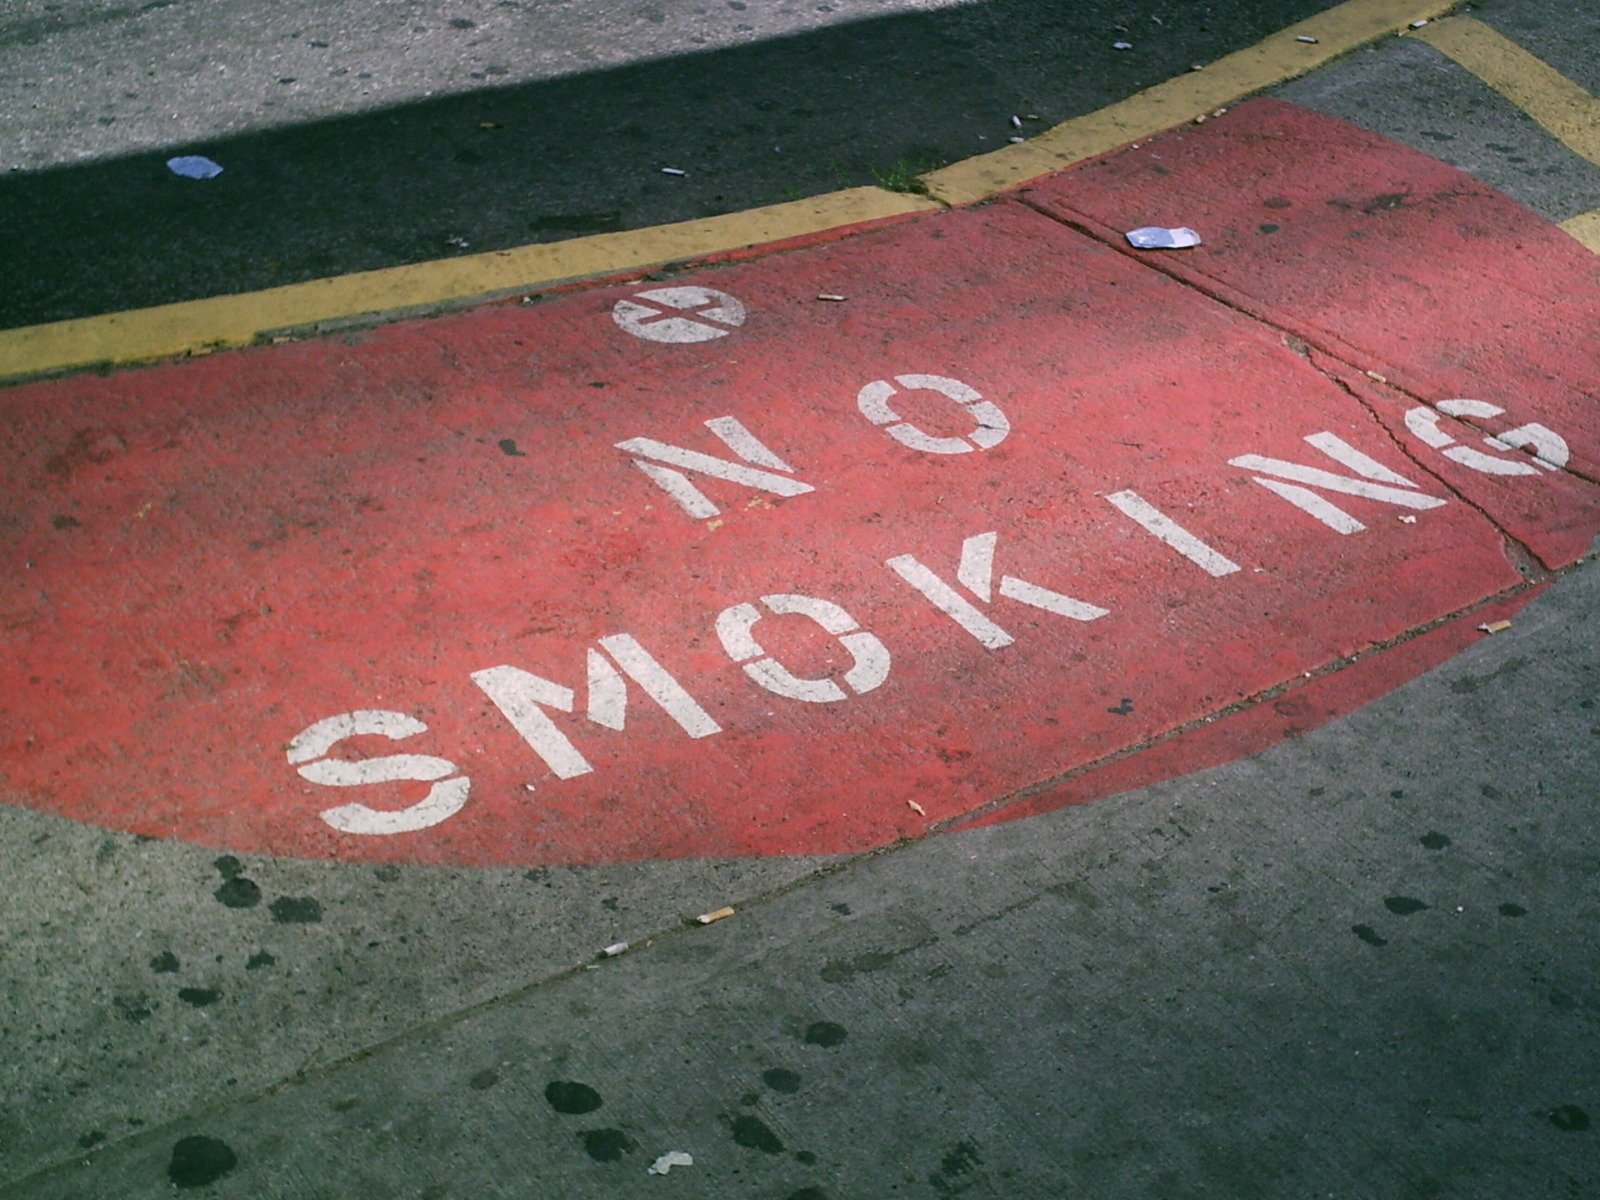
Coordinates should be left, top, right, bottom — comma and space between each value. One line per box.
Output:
857, 373, 1010, 454
716, 594, 891, 703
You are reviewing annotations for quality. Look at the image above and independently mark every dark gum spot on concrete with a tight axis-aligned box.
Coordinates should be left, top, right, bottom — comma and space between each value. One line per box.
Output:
268, 896, 323, 923
580, 1128, 635, 1161
214, 877, 261, 909
167, 1135, 237, 1188
763, 1067, 802, 1093
1548, 1105, 1589, 1132
803, 1021, 847, 1046
731, 1113, 785, 1154
1383, 896, 1428, 915
545, 1080, 603, 1114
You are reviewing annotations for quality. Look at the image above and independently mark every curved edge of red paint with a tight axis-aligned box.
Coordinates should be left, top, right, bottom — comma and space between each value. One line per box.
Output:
951, 590, 1544, 833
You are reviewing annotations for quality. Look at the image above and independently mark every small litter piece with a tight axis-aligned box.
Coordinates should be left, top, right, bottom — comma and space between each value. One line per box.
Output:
816, 293, 847, 302
661, 166, 686, 176
1477, 620, 1513, 634
1113, 40, 1133, 50
601, 941, 629, 958
166, 155, 223, 180
1365, 370, 1388, 384
908, 799, 927, 816
1398, 515, 1418, 524
696, 906, 735, 925
1126, 226, 1202, 250
1295, 34, 1319, 44
1409, 18, 1429, 29
446, 235, 471, 249
1008, 136, 1025, 144
648, 1151, 694, 1176
1010, 114, 1022, 128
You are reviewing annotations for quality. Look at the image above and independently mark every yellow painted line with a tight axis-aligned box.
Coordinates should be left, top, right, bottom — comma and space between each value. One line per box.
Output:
0, 0, 1467, 385
1412, 17, 1600, 167
0, 187, 936, 384
920, 0, 1458, 206
1561, 210, 1600, 254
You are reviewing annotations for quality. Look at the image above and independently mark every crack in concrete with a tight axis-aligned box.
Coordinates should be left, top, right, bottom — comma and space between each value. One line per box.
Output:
1302, 349, 1549, 578
1013, 193, 1599, 574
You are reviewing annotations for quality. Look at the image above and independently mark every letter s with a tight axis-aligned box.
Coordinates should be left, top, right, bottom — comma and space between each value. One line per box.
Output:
286, 710, 470, 835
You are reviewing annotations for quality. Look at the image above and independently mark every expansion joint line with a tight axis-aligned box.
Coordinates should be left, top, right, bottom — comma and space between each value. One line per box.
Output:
1016, 193, 1600, 507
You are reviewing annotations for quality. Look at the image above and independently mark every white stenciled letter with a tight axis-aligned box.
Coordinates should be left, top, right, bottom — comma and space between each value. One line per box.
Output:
1230, 432, 1446, 534
287, 710, 470, 836
886, 532, 1109, 650
716, 593, 891, 703
1405, 399, 1568, 475
857, 374, 1010, 454
1105, 491, 1241, 577
617, 416, 812, 519
472, 635, 720, 784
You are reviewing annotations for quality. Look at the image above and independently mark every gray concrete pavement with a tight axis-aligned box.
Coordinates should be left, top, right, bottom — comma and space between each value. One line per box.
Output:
10, 549, 1598, 1197
3, 3, 1600, 1197
1274, 31, 1600, 222
2, 0, 980, 171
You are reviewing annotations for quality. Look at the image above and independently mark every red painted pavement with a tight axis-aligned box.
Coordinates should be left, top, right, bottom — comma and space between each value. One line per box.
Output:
2, 102, 1594, 866
1023, 97, 1600, 569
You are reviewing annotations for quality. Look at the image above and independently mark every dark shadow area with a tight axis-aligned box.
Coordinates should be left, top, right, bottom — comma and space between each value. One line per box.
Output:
2, 0, 1340, 329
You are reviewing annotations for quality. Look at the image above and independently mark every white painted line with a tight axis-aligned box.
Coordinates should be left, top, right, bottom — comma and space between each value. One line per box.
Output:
1105, 491, 1242, 577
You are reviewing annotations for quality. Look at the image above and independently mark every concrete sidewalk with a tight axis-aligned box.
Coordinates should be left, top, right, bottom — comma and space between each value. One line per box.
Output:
14, 558, 1599, 1197
3, 13, 1600, 1199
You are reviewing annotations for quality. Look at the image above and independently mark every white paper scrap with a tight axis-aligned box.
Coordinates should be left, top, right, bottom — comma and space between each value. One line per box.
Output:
1125, 226, 1202, 250
648, 1151, 694, 1176
166, 155, 223, 180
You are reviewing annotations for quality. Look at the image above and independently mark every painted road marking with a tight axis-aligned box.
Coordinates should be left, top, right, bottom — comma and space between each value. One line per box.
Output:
856, 375, 1010, 455
717, 594, 892, 704
1104, 492, 1241, 578
0, 188, 937, 382
0, 0, 1458, 383
887, 533, 1110, 652
1411, 17, 1600, 169
1231, 432, 1445, 535
920, 0, 1456, 205
612, 286, 748, 343
1563, 210, 1600, 254
471, 635, 722, 788
287, 711, 471, 835
1405, 400, 1568, 475
2, 105, 1597, 868
617, 416, 813, 519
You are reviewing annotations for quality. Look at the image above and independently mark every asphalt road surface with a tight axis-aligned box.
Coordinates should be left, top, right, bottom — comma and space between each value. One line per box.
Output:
0, 0, 1349, 328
